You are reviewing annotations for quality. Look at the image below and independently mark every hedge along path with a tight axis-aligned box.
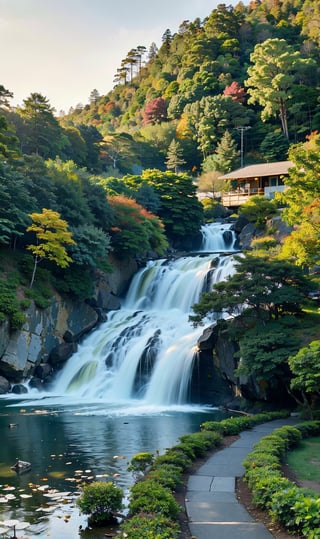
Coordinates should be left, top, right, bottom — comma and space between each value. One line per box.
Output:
243, 420, 320, 538
118, 411, 292, 539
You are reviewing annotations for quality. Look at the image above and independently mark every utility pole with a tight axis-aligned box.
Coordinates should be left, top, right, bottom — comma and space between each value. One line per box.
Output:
236, 126, 251, 168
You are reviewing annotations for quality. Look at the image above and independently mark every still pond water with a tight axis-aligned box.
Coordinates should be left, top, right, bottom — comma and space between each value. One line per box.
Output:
0, 398, 223, 538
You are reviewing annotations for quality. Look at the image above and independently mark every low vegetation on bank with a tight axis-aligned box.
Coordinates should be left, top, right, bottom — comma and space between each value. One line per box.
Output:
243, 420, 320, 537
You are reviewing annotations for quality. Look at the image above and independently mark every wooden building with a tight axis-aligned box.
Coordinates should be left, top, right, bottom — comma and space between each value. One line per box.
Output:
219, 161, 293, 208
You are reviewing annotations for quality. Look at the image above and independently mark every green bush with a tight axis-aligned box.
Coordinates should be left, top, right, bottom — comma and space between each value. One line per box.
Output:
152, 449, 192, 471
243, 451, 281, 471
146, 464, 183, 490
77, 481, 123, 525
297, 420, 320, 437
10, 310, 26, 330
293, 496, 320, 538
179, 431, 221, 455
253, 435, 287, 457
119, 513, 180, 539
201, 412, 290, 435
269, 486, 304, 531
129, 480, 181, 518
243, 419, 320, 538
170, 442, 196, 460
200, 420, 225, 433
128, 452, 154, 474
20, 298, 31, 310
273, 426, 302, 447
251, 474, 293, 508
0, 279, 26, 330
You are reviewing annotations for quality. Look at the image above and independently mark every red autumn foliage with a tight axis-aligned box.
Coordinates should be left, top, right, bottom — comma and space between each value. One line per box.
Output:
142, 97, 168, 125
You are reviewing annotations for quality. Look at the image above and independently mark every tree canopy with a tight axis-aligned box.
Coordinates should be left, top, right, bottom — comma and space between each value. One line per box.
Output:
27, 208, 75, 288
190, 254, 312, 326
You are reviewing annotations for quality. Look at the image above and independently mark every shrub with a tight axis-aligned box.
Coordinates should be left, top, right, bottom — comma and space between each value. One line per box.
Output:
146, 464, 183, 490
152, 449, 192, 471
293, 496, 320, 537
243, 450, 281, 471
179, 431, 221, 455
119, 513, 180, 539
128, 452, 154, 474
129, 480, 181, 518
20, 298, 31, 310
297, 420, 320, 437
253, 435, 287, 457
10, 311, 27, 330
77, 481, 123, 525
0, 279, 26, 330
273, 426, 302, 448
269, 486, 304, 531
243, 419, 320, 538
170, 443, 196, 460
200, 420, 225, 433
251, 475, 293, 508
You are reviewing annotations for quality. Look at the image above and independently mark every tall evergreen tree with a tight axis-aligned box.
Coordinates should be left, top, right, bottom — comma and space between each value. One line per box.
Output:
17, 93, 63, 158
165, 139, 186, 173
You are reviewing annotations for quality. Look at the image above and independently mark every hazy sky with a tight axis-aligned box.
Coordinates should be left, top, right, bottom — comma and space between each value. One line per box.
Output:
1, 0, 237, 113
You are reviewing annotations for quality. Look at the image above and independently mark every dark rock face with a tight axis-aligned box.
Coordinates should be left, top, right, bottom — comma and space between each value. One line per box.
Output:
0, 257, 138, 391
60, 302, 99, 343
238, 222, 256, 250
233, 216, 249, 234
190, 349, 235, 405
190, 324, 239, 406
222, 229, 234, 247
49, 342, 78, 367
133, 329, 162, 394
34, 363, 52, 380
0, 376, 10, 394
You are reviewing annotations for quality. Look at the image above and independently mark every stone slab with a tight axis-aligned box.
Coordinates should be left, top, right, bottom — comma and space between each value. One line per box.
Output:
188, 522, 274, 539
211, 476, 235, 492
186, 500, 253, 523
186, 491, 237, 503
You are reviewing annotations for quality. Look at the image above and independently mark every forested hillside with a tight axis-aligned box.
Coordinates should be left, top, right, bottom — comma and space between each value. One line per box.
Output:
61, 0, 320, 174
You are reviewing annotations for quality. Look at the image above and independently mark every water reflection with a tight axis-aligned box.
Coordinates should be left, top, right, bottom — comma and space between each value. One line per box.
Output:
0, 401, 224, 538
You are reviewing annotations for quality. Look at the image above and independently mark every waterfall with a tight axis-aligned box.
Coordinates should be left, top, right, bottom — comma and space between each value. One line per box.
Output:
46, 223, 237, 407
200, 222, 236, 251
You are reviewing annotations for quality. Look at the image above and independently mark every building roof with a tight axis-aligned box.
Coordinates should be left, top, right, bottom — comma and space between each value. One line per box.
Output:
218, 160, 294, 180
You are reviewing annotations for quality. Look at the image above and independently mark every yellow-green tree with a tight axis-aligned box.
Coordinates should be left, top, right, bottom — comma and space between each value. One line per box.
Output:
27, 208, 75, 288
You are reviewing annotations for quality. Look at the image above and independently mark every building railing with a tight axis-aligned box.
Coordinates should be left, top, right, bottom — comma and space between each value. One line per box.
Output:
221, 185, 285, 207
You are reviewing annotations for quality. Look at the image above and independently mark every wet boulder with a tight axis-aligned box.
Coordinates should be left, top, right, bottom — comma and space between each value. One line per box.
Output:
49, 342, 78, 367
34, 363, 53, 380
0, 375, 10, 394
11, 384, 28, 394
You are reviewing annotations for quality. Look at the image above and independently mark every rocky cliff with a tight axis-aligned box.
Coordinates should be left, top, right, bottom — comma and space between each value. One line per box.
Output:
0, 256, 138, 393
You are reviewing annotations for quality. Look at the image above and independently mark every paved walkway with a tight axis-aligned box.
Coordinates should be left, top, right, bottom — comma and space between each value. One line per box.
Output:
185, 418, 298, 539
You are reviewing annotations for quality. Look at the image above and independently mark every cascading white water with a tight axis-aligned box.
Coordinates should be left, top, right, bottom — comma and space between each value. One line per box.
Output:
200, 221, 236, 251
48, 223, 237, 406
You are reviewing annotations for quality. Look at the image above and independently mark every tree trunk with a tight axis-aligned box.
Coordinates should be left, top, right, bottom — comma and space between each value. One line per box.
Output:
279, 98, 289, 139
29, 255, 38, 289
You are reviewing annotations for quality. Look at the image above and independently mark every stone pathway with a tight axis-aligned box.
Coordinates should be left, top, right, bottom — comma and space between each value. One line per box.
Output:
185, 418, 299, 539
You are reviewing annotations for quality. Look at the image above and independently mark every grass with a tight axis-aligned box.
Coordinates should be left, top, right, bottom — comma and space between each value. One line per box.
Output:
286, 436, 320, 481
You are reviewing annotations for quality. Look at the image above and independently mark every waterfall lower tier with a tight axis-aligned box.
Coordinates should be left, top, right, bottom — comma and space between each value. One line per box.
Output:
41, 224, 237, 407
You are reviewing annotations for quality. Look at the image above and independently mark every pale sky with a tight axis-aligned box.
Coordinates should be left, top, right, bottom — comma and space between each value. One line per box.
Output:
1, 0, 238, 113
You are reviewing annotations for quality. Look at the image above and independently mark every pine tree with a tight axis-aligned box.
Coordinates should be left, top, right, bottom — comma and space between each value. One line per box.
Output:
202, 130, 239, 173
165, 139, 186, 173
